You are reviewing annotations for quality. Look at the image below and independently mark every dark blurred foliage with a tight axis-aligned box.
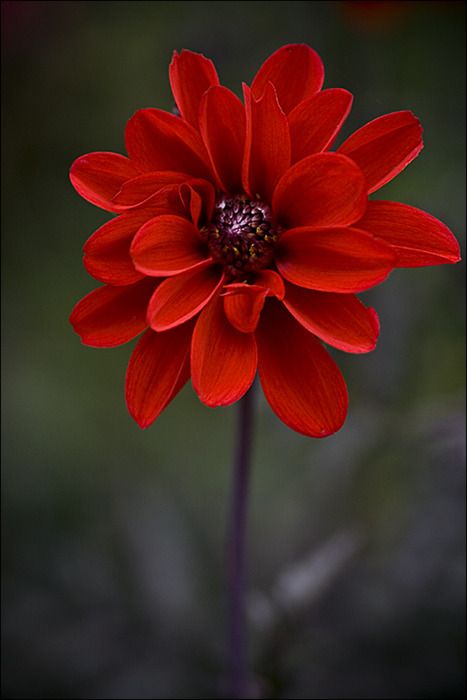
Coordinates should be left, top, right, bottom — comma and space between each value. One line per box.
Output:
1, 2, 465, 698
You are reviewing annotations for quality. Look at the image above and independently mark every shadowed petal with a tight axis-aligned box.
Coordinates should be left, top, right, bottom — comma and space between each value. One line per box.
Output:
125, 324, 193, 429
179, 179, 215, 227
223, 284, 269, 333
191, 295, 257, 406
251, 44, 324, 114
283, 283, 380, 353
257, 301, 348, 437
357, 201, 461, 266
252, 269, 285, 299
337, 111, 423, 193
276, 226, 397, 292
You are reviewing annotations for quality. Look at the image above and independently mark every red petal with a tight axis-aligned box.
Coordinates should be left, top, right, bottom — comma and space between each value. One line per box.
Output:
251, 44, 324, 114
125, 108, 212, 178
70, 152, 140, 212
70, 278, 156, 347
273, 153, 367, 228
283, 284, 380, 353
191, 295, 257, 406
252, 269, 285, 299
111, 171, 190, 207
257, 301, 348, 437
125, 324, 193, 429
169, 49, 220, 128
288, 89, 353, 163
148, 265, 224, 331
276, 226, 397, 292
223, 284, 268, 333
338, 111, 423, 194
199, 86, 246, 193
242, 83, 291, 203
357, 201, 461, 267
130, 215, 210, 276
83, 211, 152, 286
179, 178, 215, 227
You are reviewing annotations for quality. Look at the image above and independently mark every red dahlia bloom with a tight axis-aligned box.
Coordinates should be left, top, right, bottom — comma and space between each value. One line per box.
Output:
70, 44, 460, 437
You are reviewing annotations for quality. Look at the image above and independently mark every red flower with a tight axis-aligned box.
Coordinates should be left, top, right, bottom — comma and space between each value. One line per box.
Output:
70, 45, 460, 437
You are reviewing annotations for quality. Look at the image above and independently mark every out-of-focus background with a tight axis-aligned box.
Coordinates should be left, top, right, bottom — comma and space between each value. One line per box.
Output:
2, 2, 465, 698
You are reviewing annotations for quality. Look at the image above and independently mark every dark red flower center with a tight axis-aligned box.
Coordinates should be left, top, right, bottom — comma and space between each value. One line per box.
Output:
204, 195, 279, 280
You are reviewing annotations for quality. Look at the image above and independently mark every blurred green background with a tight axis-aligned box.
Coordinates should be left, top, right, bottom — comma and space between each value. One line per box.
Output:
2, 1, 465, 698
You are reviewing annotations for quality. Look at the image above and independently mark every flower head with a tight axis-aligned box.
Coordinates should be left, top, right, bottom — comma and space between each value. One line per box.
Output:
70, 44, 460, 437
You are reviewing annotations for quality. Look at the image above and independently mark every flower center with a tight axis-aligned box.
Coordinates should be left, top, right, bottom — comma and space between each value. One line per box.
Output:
204, 195, 279, 280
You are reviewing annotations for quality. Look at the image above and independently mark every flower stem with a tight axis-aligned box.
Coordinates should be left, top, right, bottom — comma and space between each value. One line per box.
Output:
226, 382, 256, 699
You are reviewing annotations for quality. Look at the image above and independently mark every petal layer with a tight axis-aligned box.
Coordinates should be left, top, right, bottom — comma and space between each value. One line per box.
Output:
251, 44, 324, 114
199, 86, 246, 193
242, 83, 291, 203
83, 211, 151, 285
191, 295, 257, 406
338, 111, 423, 193
276, 226, 397, 292
273, 153, 367, 228
148, 265, 224, 331
70, 278, 156, 347
223, 284, 268, 333
288, 89, 353, 162
169, 49, 219, 128
252, 269, 285, 299
130, 215, 210, 276
125, 324, 193, 429
357, 201, 461, 267
125, 108, 212, 178
70, 152, 140, 212
111, 171, 190, 207
257, 301, 348, 437
283, 284, 380, 353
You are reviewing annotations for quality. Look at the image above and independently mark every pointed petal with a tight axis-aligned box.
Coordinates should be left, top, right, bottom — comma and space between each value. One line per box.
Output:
276, 226, 397, 292
125, 324, 193, 429
169, 49, 220, 128
191, 295, 257, 406
283, 284, 380, 353
130, 215, 210, 276
148, 265, 224, 331
223, 284, 268, 333
199, 86, 246, 193
251, 44, 324, 114
125, 108, 212, 178
83, 211, 152, 286
70, 278, 156, 347
289, 89, 353, 162
338, 111, 423, 193
273, 153, 367, 228
257, 301, 348, 437
357, 200, 461, 267
70, 152, 140, 212
111, 171, 190, 207
242, 83, 291, 203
